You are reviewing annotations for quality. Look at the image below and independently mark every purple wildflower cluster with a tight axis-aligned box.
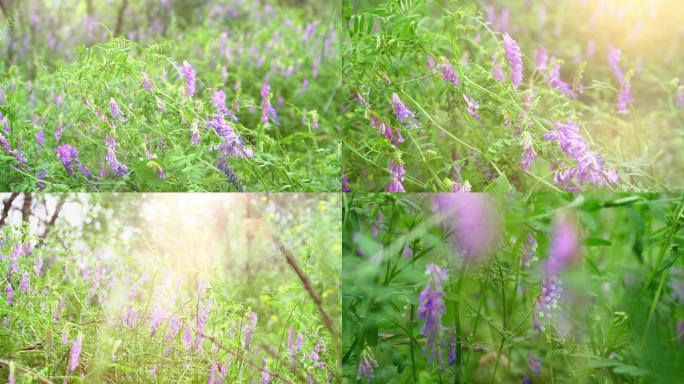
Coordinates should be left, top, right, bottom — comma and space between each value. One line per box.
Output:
534, 216, 579, 332
370, 115, 403, 147
0, 131, 26, 164
438, 57, 460, 86
105, 138, 129, 177
260, 84, 280, 126
356, 347, 379, 381
463, 94, 481, 121
503, 33, 523, 88
68, 333, 83, 373
609, 47, 635, 114
391, 93, 415, 123
385, 160, 406, 193
544, 120, 618, 190
181, 61, 196, 97
56, 144, 92, 179
419, 263, 447, 363
432, 194, 500, 263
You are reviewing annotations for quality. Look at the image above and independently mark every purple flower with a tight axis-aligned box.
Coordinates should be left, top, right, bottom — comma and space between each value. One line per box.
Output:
287, 326, 296, 362
342, 174, 352, 193
182, 325, 192, 349
57, 144, 89, 178
608, 47, 624, 83
391, 93, 414, 122
463, 94, 481, 121
260, 359, 271, 384
520, 131, 537, 170
492, 59, 505, 83
402, 243, 413, 259
141, 74, 154, 92
105, 138, 129, 177
356, 348, 379, 381
5, 283, 13, 304
352, 91, 368, 106
0, 132, 26, 164
110, 97, 123, 120
419, 264, 447, 364
55, 120, 64, 141
212, 89, 228, 114
546, 59, 577, 99
528, 353, 541, 375
385, 160, 406, 193
68, 333, 83, 373
534, 275, 562, 332
8, 365, 14, 384
190, 122, 201, 145
34, 256, 43, 276
439, 58, 460, 86
535, 46, 548, 70
35, 130, 45, 146
617, 77, 634, 114
545, 216, 580, 276
503, 33, 523, 88
432, 194, 500, 263
20, 272, 29, 293
181, 61, 196, 97
0, 88, 5, 104
149, 305, 164, 336
522, 233, 538, 267
260, 84, 279, 126
448, 341, 457, 366
243, 311, 257, 351
544, 120, 619, 188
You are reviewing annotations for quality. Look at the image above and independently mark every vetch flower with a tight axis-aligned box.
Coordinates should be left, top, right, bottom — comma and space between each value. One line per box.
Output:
535, 46, 548, 70
110, 97, 123, 120
105, 138, 129, 177
503, 33, 523, 88
181, 61, 196, 97
608, 47, 624, 83
546, 59, 577, 99
141, 74, 154, 92
149, 305, 164, 336
439, 57, 460, 85
356, 347, 379, 381
35, 130, 45, 146
463, 94, 481, 121
391, 93, 414, 122
522, 233, 538, 268
0, 132, 26, 164
56, 144, 91, 179
243, 311, 257, 351
34, 256, 43, 276
342, 174, 352, 193
20, 272, 29, 293
617, 76, 634, 114
492, 58, 505, 83
432, 194, 500, 263
519, 131, 537, 170
534, 275, 562, 332
260, 84, 279, 126
260, 359, 271, 384
68, 333, 83, 373
528, 353, 541, 375
212, 89, 228, 114
419, 264, 447, 364
5, 283, 13, 304
545, 215, 580, 276
543, 120, 619, 188
385, 160, 405, 193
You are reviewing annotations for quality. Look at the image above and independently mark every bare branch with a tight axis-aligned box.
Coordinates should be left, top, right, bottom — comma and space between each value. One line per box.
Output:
0, 192, 19, 226
0, 359, 54, 384
21, 193, 32, 223
37, 195, 66, 248
274, 238, 340, 344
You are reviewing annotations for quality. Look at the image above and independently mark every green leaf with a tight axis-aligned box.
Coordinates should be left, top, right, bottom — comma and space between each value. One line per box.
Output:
583, 237, 612, 247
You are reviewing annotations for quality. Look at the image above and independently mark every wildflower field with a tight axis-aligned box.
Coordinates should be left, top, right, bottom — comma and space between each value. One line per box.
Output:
342, 0, 684, 192
0, 0, 341, 192
0, 193, 341, 383
342, 193, 684, 383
